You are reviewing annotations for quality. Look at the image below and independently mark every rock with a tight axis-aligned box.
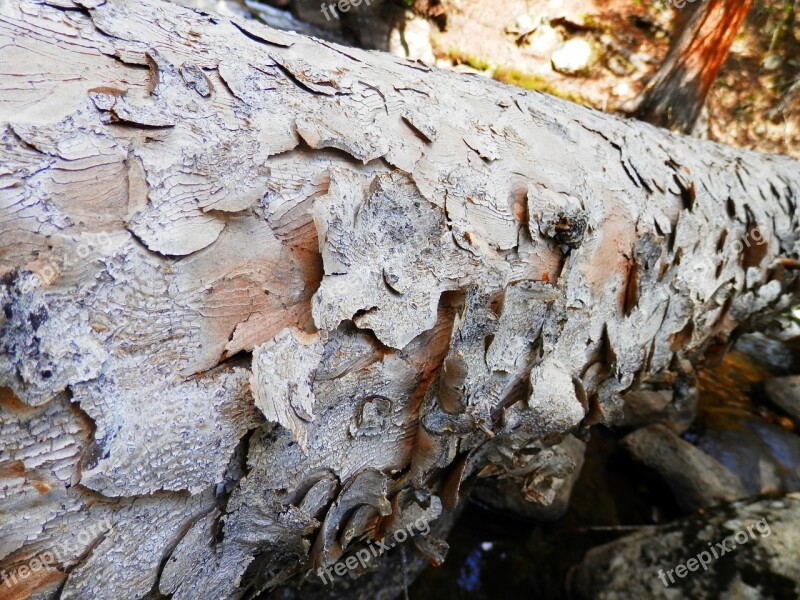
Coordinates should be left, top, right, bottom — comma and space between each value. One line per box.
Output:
525, 24, 561, 58
621, 425, 747, 512
606, 54, 634, 76
765, 375, 800, 423
763, 54, 783, 71
352, 7, 396, 51
616, 384, 697, 434
611, 81, 632, 97
286, 0, 345, 30
508, 14, 561, 58
735, 332, 797, 371
248, 1, 346, 41
389, 13, 436, 64
569, 495, 800, 599
472, 435, 586, 521
696, 414, 800, 496
506, 13, 536, 37
550, 38, 593, 75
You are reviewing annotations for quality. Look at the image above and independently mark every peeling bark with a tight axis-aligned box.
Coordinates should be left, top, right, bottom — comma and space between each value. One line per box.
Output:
0, 0, 798, 598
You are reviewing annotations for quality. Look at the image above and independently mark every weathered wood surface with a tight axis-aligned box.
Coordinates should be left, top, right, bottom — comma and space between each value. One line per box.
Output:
0, 0, 798, 598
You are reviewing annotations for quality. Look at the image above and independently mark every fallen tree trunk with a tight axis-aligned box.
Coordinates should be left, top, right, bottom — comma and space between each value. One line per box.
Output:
0, 1, 798, 599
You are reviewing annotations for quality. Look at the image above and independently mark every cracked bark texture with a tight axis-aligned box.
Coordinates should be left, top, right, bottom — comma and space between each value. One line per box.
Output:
0, 0, 798, 598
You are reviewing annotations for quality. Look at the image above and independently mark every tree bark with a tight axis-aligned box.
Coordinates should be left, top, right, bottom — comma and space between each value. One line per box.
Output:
636, 0, 753, 134
0, 0, 798, 599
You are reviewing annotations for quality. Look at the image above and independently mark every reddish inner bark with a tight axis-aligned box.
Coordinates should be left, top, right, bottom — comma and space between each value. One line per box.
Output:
637, 0, 753, 133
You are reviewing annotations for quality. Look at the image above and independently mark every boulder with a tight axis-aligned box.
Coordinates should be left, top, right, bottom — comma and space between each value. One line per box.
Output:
696, 414, 800, 496
621, 425, 747, 511
765, 375, 800, 423
389, 13, 436, 64
550, 38, 593, 75
570, 495, 800, 599
616, 384, 697, 434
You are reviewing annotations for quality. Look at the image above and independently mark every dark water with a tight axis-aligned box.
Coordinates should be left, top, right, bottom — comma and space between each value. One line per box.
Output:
689, 334, 800, 496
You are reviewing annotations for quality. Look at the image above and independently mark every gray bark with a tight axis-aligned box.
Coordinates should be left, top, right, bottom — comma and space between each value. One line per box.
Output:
0, 0, 798, 598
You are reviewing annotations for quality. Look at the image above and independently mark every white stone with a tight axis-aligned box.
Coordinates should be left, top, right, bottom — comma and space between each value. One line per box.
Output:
612, 82, 632, 97
551, 38, 593, 75
389, 14, 435, 65
527, 24, 561, 58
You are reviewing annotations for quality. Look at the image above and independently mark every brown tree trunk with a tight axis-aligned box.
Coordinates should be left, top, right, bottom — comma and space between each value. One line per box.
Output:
636, 0, 753, 133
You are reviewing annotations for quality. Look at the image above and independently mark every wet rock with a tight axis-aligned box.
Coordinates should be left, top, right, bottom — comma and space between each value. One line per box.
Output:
621, 425, 747, 512
550, 39, 593, 75
734, 332, 797, 372
765, 375, 800, 423
616, 385, 697, 434
570, 495, 800, 600
696, 414, 800, 496
471, 435, 586, 522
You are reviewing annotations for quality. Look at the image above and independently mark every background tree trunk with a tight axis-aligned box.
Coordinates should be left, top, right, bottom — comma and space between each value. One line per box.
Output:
636, 0, 754, 134
0, 0, 798, 599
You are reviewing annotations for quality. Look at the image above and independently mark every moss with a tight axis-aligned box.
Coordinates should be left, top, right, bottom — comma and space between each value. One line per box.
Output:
441, 48, 492, 72
493, 67, 593, 105
581, 14, 610, 32
441, 48, 593, 106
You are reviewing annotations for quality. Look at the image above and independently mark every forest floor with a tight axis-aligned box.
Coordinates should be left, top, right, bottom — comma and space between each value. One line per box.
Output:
420, 0, 799, 158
